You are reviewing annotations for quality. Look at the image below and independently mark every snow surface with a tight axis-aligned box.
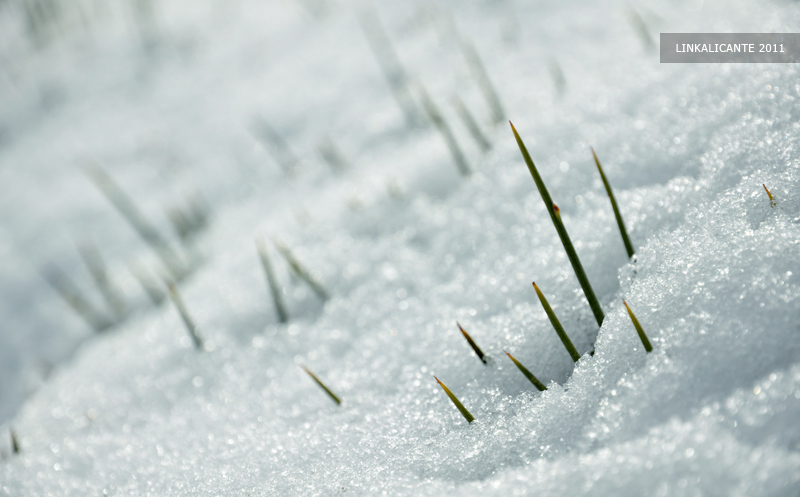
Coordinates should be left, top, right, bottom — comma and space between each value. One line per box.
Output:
2, 0, 800, 495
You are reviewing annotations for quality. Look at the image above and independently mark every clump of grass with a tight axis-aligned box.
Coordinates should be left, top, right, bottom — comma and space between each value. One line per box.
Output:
41, 264, 113, 332
452, 95, 492, 153
592, 148, 635, 258
457, 322, 487, 364
459, 38, 505, 125
273, 238, 330, 301
623, 300, 653, 352
511, 123, 605, 326
252, 118, 301, 176
434, 376, 474, 423
504, 351, 547, 391
83, 164, 186, 280
763, 184, 776, 208
317, 135, 350, 173
301, 365, 341, 405
256, 238, 288, 323
78, 240, 127, 320
166, 282, 203, 349
417, 85, 471, 177
532, 282, 581, 362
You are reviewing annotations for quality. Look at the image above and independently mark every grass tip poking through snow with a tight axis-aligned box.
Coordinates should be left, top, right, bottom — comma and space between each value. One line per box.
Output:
433, 376, 475, 424
504, 351, 547, 392
457, 322, 488, 365
166, 282, 203, 350
532, 282, 581, 363
592, 147, 635, 259
300, 365, 341, 406
623, 300, 654, 353
511, 122, 605, 327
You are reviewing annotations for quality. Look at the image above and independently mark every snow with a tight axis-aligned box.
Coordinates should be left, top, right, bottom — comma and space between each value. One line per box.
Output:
2, 0, 800, 495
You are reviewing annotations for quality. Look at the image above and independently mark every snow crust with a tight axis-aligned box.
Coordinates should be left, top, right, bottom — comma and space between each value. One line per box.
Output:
2, 0, 800, 495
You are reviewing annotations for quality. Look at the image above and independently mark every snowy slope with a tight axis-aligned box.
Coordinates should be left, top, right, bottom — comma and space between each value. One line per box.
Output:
2, 0, 800, 495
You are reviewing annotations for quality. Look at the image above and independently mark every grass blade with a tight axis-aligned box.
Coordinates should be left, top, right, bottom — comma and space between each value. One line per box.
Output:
460, 38, 505, 125
452, 95, 492, 152
504, 350, 547, 391
83, 164, 186, 280
356, 4, 422, 127
41, 264, 113, 332
252, 118, 301, 176
273, 239, 330, 301
511, 122, 605, 326
418, 85, 470, 176
592, 148, 635, 258
10, 429, 19, 454
166, 282, 203, 349
256, 238, 288, 323
301, 365, 341, 405
533, 282, 581, 362
623, 300, 653, 352
131, 263, 166, 305
434, 376, 474, 423
457, 322, 487, 364
317, 135, 349, 173
78, 240, 127, 320
547, 58, 567, 96
763, 184, 776, 208
627, 5, 655, 52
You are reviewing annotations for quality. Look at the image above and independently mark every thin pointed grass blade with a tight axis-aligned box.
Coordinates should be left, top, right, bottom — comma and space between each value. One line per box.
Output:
301, 365, 341, 405
131, 263, 166, 305
763, 184, 777, 208
41, 264, 113, 332
510, 122, 604, 326
452, 95, 492, 152
316, 135, 349, 173
533, 282, 581, 362
623, 300, 653, 353
252, 117, 301, 176
418, 85, 470, 176
256, 238, 288, 323
459, 38, 505, 125
355, 5, 422, 127
504, 351, 547, 391
627, 6, 655, 52
167, 282, 203, 349
547, 58, 567, 96
457, 322, 487, 364
78, 240, 127, 319
592, 148, 635, 258
434, 376, 474, 423
83, 163, 186, 280
273, 239, 329, 301
10, 429, 19, 454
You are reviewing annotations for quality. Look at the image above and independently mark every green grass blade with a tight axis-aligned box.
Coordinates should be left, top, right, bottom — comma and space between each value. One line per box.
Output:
434, 376, 475, 423
167, 282, 203, 349
83, 164, 186, 280
533, 282, 581, 362
504, 351, 547, 391
459, 38, 505, 125
452, 95, 492, 152
592, 148, 634, 258
256, 238, 289, 323
78, 240, 127, 320
457, 322, 487, 364
11, 429, 19, 454
41, 264, 113, 332
511, 122, 604, 326
418, 85, 470, 176
623, 300, 653, 353
273, 239, 330, 301
301, 365, 341, 405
